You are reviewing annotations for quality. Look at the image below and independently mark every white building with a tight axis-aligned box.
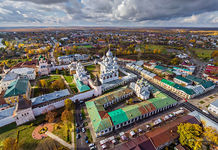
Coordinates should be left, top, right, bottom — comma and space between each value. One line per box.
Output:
10, 67, 36, 80
99, 48, 119, 84
74, 62, 90, 85
14, 96, 35, 126
38, 55, 51, 76
208, 100, 218, 114
130, 78, 151, 100
0, 72, 19, 91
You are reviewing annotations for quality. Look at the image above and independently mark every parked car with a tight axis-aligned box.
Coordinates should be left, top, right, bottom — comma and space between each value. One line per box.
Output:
90, 146, 96, 150
80, 114, 82, 117
81, 117, 83, 121
76, 134, 80, 139
82, 128, 85, 133
84, 135, 88, 140
76, 123, 78, 127
81, 123, 84, 127
76, 128, 80, 133
89, 143, 95, 147
202, 109, 209, 114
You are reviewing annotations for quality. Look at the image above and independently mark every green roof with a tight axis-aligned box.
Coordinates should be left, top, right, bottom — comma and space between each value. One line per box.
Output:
108, 109, 129, 126
121, 105, 142, 120
165, 69, 175, 75
154, 65, 168, 70
4, 79, 29, 98
161, 79, 175, 86
173, 66, 189, 72
148, 97, 177, 109
76, 79, 90, 92
185, 75, 205, 84
200, 81, 215, 89
173, 84, 196, 95
174, 76, 192, 84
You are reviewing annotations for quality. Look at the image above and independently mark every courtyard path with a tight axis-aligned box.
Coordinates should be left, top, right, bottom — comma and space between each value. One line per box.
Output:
46, 131, 74, 150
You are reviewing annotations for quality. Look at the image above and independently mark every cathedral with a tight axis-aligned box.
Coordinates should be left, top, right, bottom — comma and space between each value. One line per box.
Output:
99, 48, 119, 84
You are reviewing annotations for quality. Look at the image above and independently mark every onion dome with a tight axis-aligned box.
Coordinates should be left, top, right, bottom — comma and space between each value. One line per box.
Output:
106, 49, 113, 57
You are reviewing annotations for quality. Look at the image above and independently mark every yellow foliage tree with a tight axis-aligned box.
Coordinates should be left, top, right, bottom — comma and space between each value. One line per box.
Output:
64, 99, 73, 110
171, 57, 179, 65
153, 49, 158, 54
61, 109, 72, 121
204, 126, 218, 146
127, 50, 131, 55
177, 123, 203, 150
158, 49, 161, 54
134, 50, 138, 54
3, 137, 17, 150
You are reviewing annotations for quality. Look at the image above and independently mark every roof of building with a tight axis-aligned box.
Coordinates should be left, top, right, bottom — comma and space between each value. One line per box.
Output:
174, 76, 192, 84
3, 79, 29, 98
121, 105, 142, 120
15, 95, 32, 112
2, 72, 19, 82
148, 97, 177, 109
173, 84, 196, 95
154, 65, 168, 71
200, 81, 215, 89
0, 107, 15, 119
76, 79, 90, 92
135, 61, 144, 66
173, 66, 190, 72
210, 99, 218, 107
185, 75, 205, 84
108, 109, 129, 126
161, 79, 175, 86
31, 89, 70, 106
188, 111, 218, 130
10, 67, 35, 75
153, 76, 163, 81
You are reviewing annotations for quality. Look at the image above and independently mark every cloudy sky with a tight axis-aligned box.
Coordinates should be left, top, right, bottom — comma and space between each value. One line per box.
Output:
0, 0, 218, 27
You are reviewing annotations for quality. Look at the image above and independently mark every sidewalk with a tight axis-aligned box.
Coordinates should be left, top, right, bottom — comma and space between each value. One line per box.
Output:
46, 131, 74, 150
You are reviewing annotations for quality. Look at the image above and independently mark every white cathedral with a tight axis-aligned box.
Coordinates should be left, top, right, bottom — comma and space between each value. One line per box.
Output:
99, 49, 119, 84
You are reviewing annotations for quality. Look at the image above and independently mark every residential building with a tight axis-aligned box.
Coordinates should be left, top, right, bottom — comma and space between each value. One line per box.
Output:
208, 100, 218, 114
200, 81, 215, 92
185, 75, 205, 85
3, 79, 31, 105
173, 67, 193, 75
153, 65, 168, 74
173, 76, 193, 86
10, 67, 36, 80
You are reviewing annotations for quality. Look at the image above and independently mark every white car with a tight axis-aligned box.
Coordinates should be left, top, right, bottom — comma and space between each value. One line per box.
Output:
82, 128, 85, 133
202, 109, 209, 114
89, 143, 95, 147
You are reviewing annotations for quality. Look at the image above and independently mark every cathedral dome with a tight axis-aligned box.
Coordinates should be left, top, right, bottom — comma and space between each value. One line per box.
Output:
105, 57, 109, 62
106, 50, 113, 57
113, 56, 117, 61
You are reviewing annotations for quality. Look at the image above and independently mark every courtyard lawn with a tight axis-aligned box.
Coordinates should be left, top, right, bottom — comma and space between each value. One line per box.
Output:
85, 65, 96, 79
69, 83, 78, 93
64, 76, 73, 83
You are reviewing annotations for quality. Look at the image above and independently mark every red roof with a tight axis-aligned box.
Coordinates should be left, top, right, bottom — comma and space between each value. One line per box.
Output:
153, 75, 163, 81
144, 63, 152, 67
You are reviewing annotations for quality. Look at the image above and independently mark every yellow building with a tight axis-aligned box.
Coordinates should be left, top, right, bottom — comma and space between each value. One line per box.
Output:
3, 79, 31, 105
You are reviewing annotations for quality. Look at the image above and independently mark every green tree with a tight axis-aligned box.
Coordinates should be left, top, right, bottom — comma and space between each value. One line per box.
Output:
177, 123, 203, 150
64, 99, 73, 110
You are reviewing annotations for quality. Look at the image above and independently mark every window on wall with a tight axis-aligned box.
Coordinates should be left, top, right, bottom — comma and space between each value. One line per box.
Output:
17, 117, 19, 120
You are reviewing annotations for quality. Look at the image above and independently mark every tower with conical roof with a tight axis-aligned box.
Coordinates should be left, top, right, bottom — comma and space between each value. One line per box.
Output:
38, 55, 50, 76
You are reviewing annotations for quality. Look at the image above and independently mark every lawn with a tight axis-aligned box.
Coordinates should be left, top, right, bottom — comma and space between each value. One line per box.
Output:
86, 128, 93, 143
81, 108, 86, 120
64, 76, 73, 83
69, 83, 78, 93
140, 44, 168, 54
199, 100, 205, 104
85, 65, 96, 79
78, 45, 93, 48
209, 96, 214, 99
190, 48, 214, 59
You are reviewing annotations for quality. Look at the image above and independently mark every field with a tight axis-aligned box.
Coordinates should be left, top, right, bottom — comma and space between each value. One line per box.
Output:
64, 75, 73, 83
0, 115, 64, 150
78, 45, 93, 48
140, 44, 168, 54
190, 48, 214, 59
69, 83, 78, 93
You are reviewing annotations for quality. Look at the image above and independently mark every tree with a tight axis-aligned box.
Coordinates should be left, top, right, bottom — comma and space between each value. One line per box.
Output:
177, 123, 203, 150
56, 69, 59, 74
134, 50, 138, 54
127, 50, 131, 55
45, 110, 57, 123
204, 126, 218, 146
158, 49, 161, 54
145, 45, 148, 53
129, 98, 133, 104
153, 49, 158, 54
3, 137, 17, 150
40, 79, 47, 89
171, 57, 179, 65
64, 69, 68, 76
61, 109, 72, 121
64, 99, 73, 110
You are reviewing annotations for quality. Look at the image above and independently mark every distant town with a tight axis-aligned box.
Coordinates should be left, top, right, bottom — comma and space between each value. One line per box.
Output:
0, 27, 218, 150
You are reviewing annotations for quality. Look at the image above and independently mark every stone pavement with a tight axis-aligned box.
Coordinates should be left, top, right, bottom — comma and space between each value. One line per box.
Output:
46, 131, 74, 150
32, 123, 53, 140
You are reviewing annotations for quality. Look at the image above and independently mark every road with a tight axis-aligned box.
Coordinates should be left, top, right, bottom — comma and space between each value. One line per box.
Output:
75, 103, 90, 150
50, 47, 56, 65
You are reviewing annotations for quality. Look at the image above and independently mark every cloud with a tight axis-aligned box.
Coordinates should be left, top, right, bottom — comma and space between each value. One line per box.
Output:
11, 0, 69, 4
181, 15, 199, 23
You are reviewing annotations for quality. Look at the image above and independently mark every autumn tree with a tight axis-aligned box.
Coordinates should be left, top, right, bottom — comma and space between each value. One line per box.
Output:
51, 79, 65, 91
45, 110, 57, 123
3, 137, 17, 150
129, 98, 133, 104
64, 99, 73, 110
158, 49, 161, 54
177, 123, 203, 150
127, 50, 131, 55
204, 126, 218, 146
40, 79, 47, 89
61, 109, 72, 121
56, 69, 59, 74
153, 49, 158, 54
171, 57, 179, 65
134, 50, 138, 54
145, 45, 148, 53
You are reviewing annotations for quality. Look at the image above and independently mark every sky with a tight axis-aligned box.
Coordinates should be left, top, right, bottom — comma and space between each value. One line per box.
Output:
0, 0, 218, 27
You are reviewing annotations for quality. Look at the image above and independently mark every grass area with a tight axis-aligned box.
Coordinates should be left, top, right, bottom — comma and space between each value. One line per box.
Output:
64, 75, 73, 83
85, 64, 96, 79
84, 122, 88, 127
103, 85, 122, 94
190, 48, 214, 59
209, 96, 214, 99
69, 83, 78, 93
33, 87, 39, 97
86, 128, 93, 143
206, 105, 210, 108
78, 45, 93, 48
140, 44, 168, 54
81, 108, 86, 120
199, 100, 205, 104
